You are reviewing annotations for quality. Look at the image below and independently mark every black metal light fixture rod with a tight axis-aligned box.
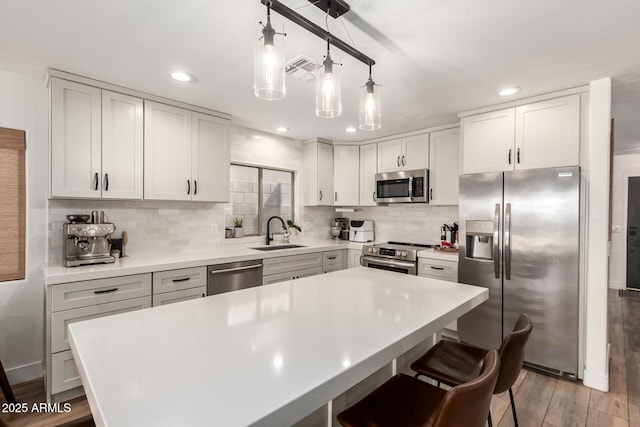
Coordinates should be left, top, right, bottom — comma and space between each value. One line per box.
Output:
260, 0, 375, 67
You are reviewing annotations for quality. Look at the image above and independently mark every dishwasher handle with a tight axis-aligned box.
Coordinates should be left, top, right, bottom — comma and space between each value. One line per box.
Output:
210, 264, 263, 275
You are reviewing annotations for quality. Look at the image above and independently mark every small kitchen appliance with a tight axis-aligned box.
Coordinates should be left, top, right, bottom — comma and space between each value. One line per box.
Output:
349, 220, 374, 242
63, 217, 116, 267
332, 218, 350, 240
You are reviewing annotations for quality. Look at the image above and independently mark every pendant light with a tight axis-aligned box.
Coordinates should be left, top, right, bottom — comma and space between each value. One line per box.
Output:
316, 39, 342, 118
359, 64, 381, 130
254, 1, 286, 100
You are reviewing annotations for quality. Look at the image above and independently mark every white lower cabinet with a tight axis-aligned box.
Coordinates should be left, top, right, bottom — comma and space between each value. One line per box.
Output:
153, 287, 206, 306
347, 249, 362, 268
46, 274, 152, 402
263, 250, 346, 284
152, 267, 207, 306
418, 256, 459, 333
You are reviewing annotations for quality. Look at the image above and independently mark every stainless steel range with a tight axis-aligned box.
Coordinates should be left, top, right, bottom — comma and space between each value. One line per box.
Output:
361, 241, 436, 275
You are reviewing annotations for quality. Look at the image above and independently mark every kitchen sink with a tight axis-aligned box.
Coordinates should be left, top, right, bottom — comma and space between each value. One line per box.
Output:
251, 244, 306, 251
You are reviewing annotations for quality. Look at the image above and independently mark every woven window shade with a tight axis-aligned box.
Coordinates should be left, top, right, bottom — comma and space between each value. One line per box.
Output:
0, 127, 26, 282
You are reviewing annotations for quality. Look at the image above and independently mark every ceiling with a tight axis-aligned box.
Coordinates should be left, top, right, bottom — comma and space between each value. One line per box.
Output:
1, 0, 639, 153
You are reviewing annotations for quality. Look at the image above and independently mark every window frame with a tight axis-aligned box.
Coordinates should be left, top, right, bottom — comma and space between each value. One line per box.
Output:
229, 163, 295, 236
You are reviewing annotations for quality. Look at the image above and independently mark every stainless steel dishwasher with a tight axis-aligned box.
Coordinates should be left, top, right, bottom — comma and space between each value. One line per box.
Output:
207, 259, 263, 295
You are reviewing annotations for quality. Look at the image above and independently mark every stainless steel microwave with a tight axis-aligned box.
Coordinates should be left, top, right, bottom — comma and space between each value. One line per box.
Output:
374, 169, 429, 203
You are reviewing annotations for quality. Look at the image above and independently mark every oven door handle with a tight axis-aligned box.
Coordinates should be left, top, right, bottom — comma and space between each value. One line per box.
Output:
362, 256, 416, 269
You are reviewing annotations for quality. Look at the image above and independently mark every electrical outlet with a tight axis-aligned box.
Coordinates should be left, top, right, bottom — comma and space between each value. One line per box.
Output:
612, 225, 621, 233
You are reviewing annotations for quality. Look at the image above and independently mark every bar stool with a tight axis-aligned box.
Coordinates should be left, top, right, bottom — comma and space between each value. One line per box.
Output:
410, 313, 532, 427
337, 349, 500, 427
0, 358, 16, 403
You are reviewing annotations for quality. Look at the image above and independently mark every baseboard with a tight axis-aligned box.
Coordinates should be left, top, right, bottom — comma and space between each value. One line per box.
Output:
6, 360, 43, 385
583, 358, 609, 392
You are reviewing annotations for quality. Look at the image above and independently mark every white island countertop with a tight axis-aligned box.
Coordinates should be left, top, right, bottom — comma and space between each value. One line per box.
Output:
69, 267, 487, 427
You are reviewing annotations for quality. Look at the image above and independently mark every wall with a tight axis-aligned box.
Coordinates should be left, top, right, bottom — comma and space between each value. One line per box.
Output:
609, 152, 640, 289
347, 205, 458, 244
0, 69, 48, 383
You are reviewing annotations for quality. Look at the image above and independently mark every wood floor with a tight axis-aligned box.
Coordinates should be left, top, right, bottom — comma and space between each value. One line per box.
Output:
489, 289, 639, 427
1, 289, 637, 427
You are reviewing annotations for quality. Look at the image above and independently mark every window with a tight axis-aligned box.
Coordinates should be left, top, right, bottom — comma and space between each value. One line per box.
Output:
0, 127, 26, 282
227, 164, 294, 236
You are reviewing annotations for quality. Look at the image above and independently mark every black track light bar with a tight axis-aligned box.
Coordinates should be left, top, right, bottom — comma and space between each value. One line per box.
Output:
260, 0, 375, 67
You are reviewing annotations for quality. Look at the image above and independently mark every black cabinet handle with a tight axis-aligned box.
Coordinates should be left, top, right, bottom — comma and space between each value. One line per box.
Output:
94, 172, 99, 191
397, 156, 400, 167
201, 293, 205, 298
94, 287, 118, 294
194, 180, 197, 195
517, 148, 521, 164
172, 277, 190, 283
430, 266, 445, 270
402, 155, 405, 166
430, 188, 433, 200
508, 149, 512, 165
319, 191, 323, 201
104, 173, 109, 191
373, 191, 375, 201
335, 192, 337, 202
187, 180, 191, 195
328, 256, 337, 260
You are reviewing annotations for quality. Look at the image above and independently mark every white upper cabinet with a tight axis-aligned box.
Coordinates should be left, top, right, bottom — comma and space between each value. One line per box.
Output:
359, 143, 377, 206
461, 94, 580, 174
191, 112, 230, 202
144, 102, 230, 202
377, 134, 429, 173
144, 101, 192, 201
429, 128, 460, 205
303, 140, 334, 206
50, 79, 103, 198
461, 109, 515, 174
50, 79, 143, 199
101, 90, 144, 199
514, 95, 580, 170
334, 145, 360, 206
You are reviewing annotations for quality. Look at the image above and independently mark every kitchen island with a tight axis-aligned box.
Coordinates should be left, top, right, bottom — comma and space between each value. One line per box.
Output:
69, 267, 488, 427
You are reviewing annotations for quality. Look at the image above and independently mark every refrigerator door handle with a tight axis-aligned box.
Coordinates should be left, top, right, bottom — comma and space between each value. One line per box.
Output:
505, 202, 512, 280
493, 203, 501, 279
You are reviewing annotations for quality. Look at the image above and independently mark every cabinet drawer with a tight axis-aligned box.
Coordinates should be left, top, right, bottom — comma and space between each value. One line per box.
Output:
418, 259, 458, 281
152, 286, 206, 307
323, 263, 342, 274
51, 274, 151, 311
153, 267, 206, 294
51, 296, 151, 353
323, 250, 344, 267
263, 267, 323, 285
51, 350, 82, 394
263, 253, 322, 276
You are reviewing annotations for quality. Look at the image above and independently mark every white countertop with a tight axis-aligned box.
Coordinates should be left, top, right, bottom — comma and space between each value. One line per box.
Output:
68, 267, 488, 427
44, 239, 358, 285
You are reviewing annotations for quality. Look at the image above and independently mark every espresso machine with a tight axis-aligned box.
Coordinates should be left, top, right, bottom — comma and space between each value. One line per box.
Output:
63, 212, 116, 267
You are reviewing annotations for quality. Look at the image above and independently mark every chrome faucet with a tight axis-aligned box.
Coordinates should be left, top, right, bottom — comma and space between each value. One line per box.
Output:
266, 216, 289, 245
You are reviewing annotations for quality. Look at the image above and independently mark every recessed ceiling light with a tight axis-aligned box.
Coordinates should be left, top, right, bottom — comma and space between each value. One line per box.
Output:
276, 127, 289, 132
171, 71, 194, 82
345, 127, 357, 133
499, 87, 521, 96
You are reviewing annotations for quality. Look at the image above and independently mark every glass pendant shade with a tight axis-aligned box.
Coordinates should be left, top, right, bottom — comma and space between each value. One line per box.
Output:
359, 77, 381, 130
254, 20, 285, 100
315, 52, 342, 118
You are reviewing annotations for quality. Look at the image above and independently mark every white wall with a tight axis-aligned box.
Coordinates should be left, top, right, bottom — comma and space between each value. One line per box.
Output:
0, 69, 48, 383
609, 152, 640, 289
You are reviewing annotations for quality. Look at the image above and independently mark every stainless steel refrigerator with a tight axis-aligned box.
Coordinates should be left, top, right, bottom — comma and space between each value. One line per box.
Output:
458, 166, 580, 377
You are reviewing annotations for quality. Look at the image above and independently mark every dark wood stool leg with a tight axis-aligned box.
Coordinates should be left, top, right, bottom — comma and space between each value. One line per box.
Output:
487, 411, 493, 427
509, 386, 519, 427
0, 359, 16, 404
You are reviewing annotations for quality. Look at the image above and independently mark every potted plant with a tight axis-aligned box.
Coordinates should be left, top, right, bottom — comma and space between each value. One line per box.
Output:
287, 219, 302, 236
233, 217, 244, 238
